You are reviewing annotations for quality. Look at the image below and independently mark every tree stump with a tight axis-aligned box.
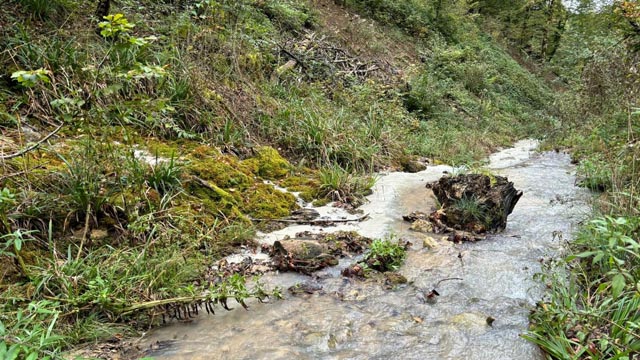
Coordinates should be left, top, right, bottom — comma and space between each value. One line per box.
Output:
430, 173, 522, 233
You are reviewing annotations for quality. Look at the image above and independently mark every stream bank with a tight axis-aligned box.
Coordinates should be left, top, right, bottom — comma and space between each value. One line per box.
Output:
141, 140, 590, 360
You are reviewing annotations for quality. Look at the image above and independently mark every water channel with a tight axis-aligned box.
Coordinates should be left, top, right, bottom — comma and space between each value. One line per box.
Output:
142, 140, 590, 359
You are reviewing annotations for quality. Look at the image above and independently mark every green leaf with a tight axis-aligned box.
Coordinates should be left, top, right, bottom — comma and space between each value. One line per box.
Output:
612, 273, 626, 297
593, 252, 604, 263
6, 344, 20, 360
570, 251, 596, 259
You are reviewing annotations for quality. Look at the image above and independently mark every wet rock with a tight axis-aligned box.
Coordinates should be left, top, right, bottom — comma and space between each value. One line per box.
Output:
288, 281, 323, 296
401, 159, 427, 173
430, 173, 522, 234
384, 272, 408, 285
342, 263, 365, 278
447, 230, 485, 243
450, 312, 492, 334
269, 231, 372, 274
409, 219, 433, 233
422, 236, 439, 249
402, 211, 430, 222
271, 239, 337, 274
288, 208, 320, 221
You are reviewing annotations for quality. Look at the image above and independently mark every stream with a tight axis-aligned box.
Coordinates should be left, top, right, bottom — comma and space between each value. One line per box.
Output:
141, 140, 589, 360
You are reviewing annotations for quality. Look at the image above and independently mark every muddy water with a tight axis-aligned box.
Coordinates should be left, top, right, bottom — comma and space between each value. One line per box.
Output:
142, 140, 589, 360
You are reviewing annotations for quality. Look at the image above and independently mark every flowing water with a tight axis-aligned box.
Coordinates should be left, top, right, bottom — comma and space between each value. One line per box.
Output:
141, 140, 589, 360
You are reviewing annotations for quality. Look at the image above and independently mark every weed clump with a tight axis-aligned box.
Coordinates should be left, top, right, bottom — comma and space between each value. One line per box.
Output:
363, 238, 407, 272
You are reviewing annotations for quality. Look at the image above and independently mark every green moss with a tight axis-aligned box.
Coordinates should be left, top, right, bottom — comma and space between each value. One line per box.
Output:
146, 139, 191, 158
184, 178, 243, 219
241, 183, 298, 219
312, 198, 331, 207
280, 176, 320, 202
242, 146, 291, 180
187, 155, 253, 190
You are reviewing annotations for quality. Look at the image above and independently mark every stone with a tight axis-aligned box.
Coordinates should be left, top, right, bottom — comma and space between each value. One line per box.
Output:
422, 236, 439, 249
410, 219, 433, 233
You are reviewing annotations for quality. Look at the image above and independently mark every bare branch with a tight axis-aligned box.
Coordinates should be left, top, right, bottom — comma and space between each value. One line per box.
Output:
0, 122, 64, 160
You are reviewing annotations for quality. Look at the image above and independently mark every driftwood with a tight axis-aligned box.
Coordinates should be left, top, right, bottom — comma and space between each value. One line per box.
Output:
404, 174, 522, 242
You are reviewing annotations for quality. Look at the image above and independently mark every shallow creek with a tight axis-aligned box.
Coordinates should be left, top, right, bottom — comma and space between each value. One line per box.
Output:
142, 140, 589, 360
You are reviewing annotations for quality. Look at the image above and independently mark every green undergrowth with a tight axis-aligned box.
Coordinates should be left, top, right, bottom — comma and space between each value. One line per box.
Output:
0, 0, 563, 356
527, 107, 640, 358
526, 217, 640, 359
363, 237, 407, 273
525, 8, 640, 357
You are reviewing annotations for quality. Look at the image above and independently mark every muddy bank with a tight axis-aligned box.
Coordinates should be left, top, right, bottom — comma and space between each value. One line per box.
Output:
140, 140, 589, 360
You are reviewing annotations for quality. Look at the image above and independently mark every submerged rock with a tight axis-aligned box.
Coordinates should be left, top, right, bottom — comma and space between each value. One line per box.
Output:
409, 219, 433, 233
269, 231, 372, 274
288, 281, 323, 296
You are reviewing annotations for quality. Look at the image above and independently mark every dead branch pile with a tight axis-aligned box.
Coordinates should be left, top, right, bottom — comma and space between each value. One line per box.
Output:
274, 31, 397, 84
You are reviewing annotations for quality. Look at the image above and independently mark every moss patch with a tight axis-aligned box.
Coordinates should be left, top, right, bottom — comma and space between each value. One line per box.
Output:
187, 154, 254, 190
280, 175, 320, 203
242, 146, 292, 180
241, 183, 298, 219
183, 177, 243, 219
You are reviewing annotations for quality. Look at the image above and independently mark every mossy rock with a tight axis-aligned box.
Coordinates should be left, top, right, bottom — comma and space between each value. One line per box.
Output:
146, 139, 192, 158
242, 146, 291, 180
241, 183, 298, 219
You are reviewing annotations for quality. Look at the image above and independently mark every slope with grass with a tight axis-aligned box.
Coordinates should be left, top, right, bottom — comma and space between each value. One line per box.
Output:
0, 0, 560, 357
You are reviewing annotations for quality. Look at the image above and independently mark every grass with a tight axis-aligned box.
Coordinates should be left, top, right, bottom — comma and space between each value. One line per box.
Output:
318, 164, 376, 203
450, 195, 488, 225
526, 217, 640, 358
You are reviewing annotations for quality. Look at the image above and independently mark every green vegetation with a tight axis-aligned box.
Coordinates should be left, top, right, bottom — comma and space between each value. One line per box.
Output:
1, 0, 638, 357
363, 237, 407, 272
450, 195, 489, 225
523, 1, 640, 358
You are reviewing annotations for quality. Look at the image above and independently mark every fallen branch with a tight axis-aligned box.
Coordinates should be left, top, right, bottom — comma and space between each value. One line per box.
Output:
279, 46, 307, 69
435, 277, 463, 287
251, 213, 369, 225
0, 122, 64, 160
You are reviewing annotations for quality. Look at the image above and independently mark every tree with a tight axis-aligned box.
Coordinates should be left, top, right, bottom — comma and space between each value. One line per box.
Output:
617, 0, 640, 48
95, 0, 111, 20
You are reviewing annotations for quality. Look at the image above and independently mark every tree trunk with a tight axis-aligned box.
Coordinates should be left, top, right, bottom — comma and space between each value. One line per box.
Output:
95, 0, 111, 20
